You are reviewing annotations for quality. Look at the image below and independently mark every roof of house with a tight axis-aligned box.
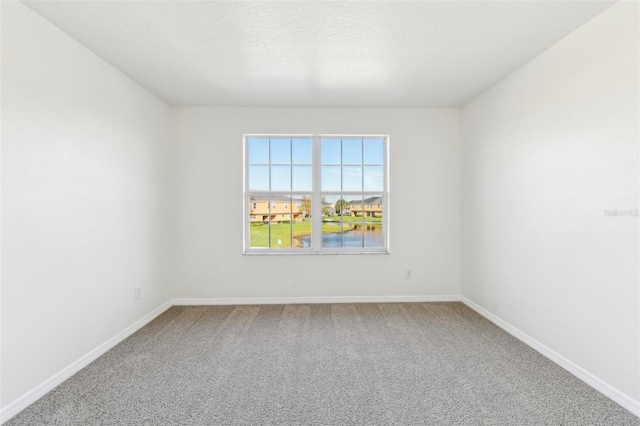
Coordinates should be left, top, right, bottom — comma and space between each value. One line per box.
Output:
348, 196, 383, 205
250, 195, 305, 203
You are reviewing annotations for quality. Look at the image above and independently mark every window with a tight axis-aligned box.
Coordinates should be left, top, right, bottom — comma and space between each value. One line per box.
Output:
244, 135, 388, 254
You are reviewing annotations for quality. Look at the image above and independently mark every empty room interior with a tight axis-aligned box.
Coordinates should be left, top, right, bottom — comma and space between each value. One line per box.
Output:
1, 0, 639, 424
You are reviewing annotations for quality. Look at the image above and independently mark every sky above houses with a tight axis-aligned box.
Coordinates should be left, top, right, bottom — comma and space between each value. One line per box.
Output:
247, 137, 384, 193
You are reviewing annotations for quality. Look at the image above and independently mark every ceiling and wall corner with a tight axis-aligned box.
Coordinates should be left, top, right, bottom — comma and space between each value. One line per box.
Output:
22, 0, 616, 107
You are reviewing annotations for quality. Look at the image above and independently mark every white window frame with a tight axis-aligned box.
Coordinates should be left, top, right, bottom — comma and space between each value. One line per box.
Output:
243, 134, 389, 255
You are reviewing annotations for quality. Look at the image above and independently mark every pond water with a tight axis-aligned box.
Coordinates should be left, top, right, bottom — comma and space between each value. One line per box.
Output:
299, 225, 383, 249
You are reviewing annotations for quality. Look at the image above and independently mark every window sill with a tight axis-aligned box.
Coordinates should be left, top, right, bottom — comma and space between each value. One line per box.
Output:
243, 250, 390, 256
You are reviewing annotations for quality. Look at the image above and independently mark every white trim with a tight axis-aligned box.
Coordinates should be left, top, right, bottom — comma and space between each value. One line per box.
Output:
0, 301, 173, 425
172, 295, 461, 306
461, 296, 640, 418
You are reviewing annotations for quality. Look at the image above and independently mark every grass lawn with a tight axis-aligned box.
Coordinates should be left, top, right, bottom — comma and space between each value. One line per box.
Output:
250, 217, 382, 248
250, 221, 312, 248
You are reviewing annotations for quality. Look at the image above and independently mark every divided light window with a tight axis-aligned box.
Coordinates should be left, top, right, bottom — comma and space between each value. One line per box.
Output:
244, 135, 388, 254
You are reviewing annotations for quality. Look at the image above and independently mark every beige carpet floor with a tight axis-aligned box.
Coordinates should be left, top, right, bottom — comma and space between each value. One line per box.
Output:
7, 302, 639, 425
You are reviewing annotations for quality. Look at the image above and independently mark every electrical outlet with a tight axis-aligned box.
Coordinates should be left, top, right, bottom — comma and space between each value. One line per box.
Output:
134, 287, 142, 301
405, 268, 412, 279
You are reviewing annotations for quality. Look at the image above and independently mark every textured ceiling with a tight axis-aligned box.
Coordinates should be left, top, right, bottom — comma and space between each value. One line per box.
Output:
23, 1, 615, 107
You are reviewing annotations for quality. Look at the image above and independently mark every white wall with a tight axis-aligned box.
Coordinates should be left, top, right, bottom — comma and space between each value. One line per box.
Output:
1, 1, 172, 412
171, 108, 460, 300
461, 0, 639, 407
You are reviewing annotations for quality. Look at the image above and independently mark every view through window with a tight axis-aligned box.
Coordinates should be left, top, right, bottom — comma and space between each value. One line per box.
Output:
245, 135, 388, 253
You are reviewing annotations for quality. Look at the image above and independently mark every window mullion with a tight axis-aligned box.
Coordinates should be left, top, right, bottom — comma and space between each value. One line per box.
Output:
268, 138, 272, 248
289, 138, 293, 248
312, 136, 323, 249
340, 138, 344, 249
244, 136, 249, 251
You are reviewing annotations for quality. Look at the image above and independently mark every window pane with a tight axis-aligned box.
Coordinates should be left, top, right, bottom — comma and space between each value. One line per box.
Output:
362, 196, 383, 218
322, 194, 345, 248
348, 196, 363, 219
321, 196, 334, 217
248, 138, 269, 164
321, 194, 338, 218
295, 195, 312, 222
338, 196, 353, 217
249, 195, 269, 216
270, 221, 291, 248
327, 196, 340, 218
270, 138, 291, 164
364, 196, 384, 248
363, 166, 384, 191
270, 201, 291, 249
321, 220, 342, 248
343, 218, 364, 248
292, 138, 312, 164
321, 138, 341, 164
321, 166, 341, 191
321, 194, 341, 248
323, 196, 366, 249
292, 166, 312, 192
364, 138, 384, 165
342, 196, 363, 248
342, 139, 362, 165
342, 166, 362, 191
248, 166, 269, 191
249, 195, 269, 248
270, 166, 291, 191
293, 194, 312, 248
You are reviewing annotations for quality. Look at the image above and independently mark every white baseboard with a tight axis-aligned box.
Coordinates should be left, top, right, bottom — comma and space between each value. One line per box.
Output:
0, 301, 173, 425
171, 294, 461, 306
461, 296, 640, 418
